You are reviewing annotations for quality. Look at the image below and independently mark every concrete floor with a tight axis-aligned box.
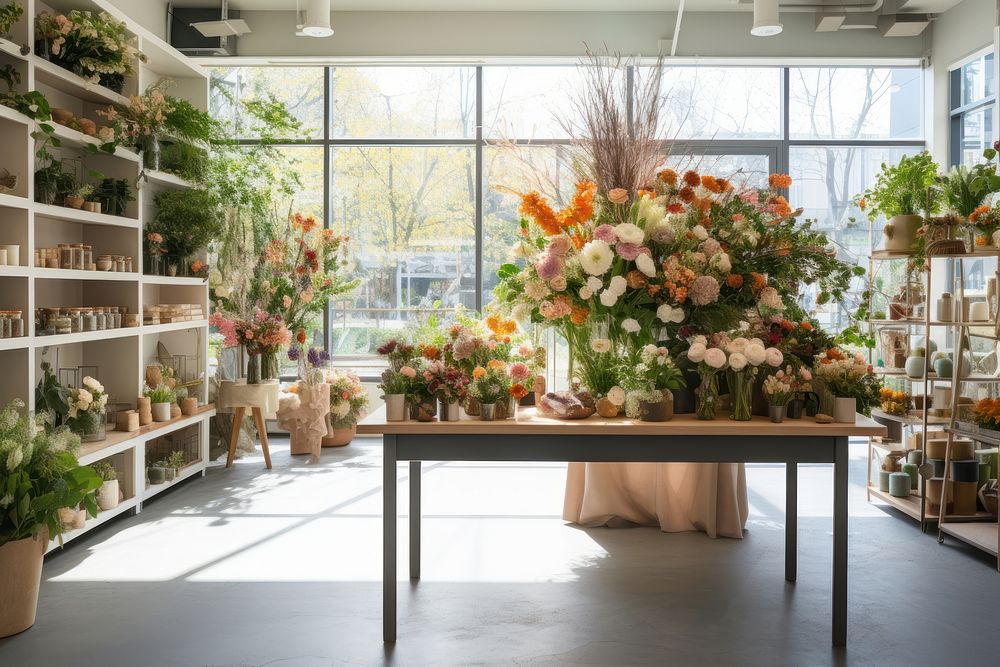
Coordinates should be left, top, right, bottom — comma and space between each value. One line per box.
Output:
0, 436, 997, 666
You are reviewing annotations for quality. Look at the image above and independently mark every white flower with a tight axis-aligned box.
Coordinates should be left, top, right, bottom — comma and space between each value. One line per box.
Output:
586, 276, 603, 292
739, 321, 750, 332
549, 275, 567, 291
591, 339, 612, 353
691, 335, 708, 346
512, 303, 532, 324
580, 239, 614, 276
607, 386, 627, 406
656, 303, 685, 323
642, 344, 659, 355
745, 343, 767, 366
6, 447, 23, 471
687, 342, 707, 363
0, 493, 12, 507
614, 222, 645, 245
635, 253, 656, 277
579, 286, 593, 300
524, 280, 549, 301
637, 198, 666, 226
77, 388, 93, 405
83, 376, 103, 393
750, 337, 765, 347
692, 225, 708, 240
599, 290, 619, 307
729, 352, 748, 371
333, 402, 350, 418
704, 348, 727, 369
608, 275, 627, 296
765, 348, 784, 367
622, 318, 641, 334
712, 252, 732, 273
726, 337, 749, 354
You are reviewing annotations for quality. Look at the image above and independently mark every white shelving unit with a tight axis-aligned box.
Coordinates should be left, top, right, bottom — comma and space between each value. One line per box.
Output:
0, 0, 214, 551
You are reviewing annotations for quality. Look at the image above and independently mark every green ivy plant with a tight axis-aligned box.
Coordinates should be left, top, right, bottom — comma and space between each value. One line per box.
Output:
150, 187, 222, 257
0, 1, 23, 40
861, 151, 940, 219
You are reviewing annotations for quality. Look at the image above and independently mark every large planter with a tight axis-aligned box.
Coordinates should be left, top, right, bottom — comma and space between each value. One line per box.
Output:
882, 214, 923, 252
0, 531, 48, 638
96, 479, 120, 511
322, 417, 356, 447
638, 393, 674, 422
833, 396, 857, 423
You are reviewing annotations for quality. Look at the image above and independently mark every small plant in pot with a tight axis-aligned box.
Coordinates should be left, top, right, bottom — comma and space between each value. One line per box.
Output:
762, 369, 797, 423
147, 461, 166, 485
167, 451, 185, 478
467, 363, 511, 422
159, 459, 175, 482
92, 461, 120, 511
324, 369, 369, 445
620, 344, 686, 422
64, 183, 91, 209
378, 368, 410, 422
814, 347, 882, 423
144, 383, 176, 422
423, 360, 467, 422
860, 151, 939, 253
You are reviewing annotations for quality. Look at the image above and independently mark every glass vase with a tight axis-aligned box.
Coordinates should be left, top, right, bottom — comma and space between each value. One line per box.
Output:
68, 409, 107, 443
141, 134, 161, 171
696, 371, 719, 421
246, 352, 261, 385
261, 349, 280, 382
727, 369, 754, 421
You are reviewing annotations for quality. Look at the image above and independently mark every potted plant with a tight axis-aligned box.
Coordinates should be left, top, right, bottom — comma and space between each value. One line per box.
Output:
424, 360, 468, 422
64, 183, 92, 209
402, 361, 436, 421
144, 383, 176, 422
904, 347, 926, 379
94, 177, 133, 217
814, 348, 882, 423
763, 369, 796, 423
65, 376, 108, 443
161, 459, 176, 482
378, 368, 409, 422
0, 2, 23, 41
167, 451, 185, 477
784, 367, 816, 419
149, 188, 222, 267
92, 461, 119, 511
324, 370, 369, 445
0, 399, 102, 638
621, 344, 686, 422
468, 363, 511, 421
147, 462, 166, 485
860, 151, 939, 252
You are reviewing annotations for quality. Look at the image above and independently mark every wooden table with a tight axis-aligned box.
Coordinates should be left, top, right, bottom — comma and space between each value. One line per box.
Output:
358, 408, 886, 646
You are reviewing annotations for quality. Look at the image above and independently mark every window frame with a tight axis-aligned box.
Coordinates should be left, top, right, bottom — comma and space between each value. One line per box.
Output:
949, 47, 997, 167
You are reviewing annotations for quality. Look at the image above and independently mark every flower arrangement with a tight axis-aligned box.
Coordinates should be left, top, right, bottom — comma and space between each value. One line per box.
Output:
326, 370, 369, 429
288, 345, 330, 384
878, 387, 911, 417
0, 399, 102, 547
35, 10, 145, 92
468, 362, 512, 406
686, 334, 730, 420
762, 372, 795, 407
98, 80, 173, 147
65, 376, 108, 441
969, 203, 1000, 247
814, 347, 881, 415
722, 335, 783, 420
378, 368, 410, 397
377, 339, 417, 372
423, 360, 470, 405
972, 397, 1000, 431
209, 307, 291, 382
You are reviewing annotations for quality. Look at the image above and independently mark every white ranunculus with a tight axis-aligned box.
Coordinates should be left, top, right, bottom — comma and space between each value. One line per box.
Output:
608, 275, 627, 296
729, 352, 748, 371
765, 347, 784, 367
750, 337, 764, 347
591, 338, 612, 354
599, 289, 619, 307
579, 239, 614, 276
687, 342, 707, 363
656, 303, 685, 323
83, 376, 103, 393
333, 402, 351, 418
579, 286, 593, 300
692, 225, 708, 240
635, 253, 657, 277
622, 318, 641, 334
726, 337, 749, 354
614, 222, 645, 245
691, 335, 707, 346
643, 343, 659, 355
77, 388, 93, 405
637, 197, 666, 226
586, 276, 603, 292
712, 252, 732, 273
745, 343, 767, 366
607, 386, 627, 406
704, 348, 727, 369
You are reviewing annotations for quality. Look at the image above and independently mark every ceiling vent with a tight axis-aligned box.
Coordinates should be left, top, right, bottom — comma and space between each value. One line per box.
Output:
878, 13, 931, 37
167, 3, 247, 57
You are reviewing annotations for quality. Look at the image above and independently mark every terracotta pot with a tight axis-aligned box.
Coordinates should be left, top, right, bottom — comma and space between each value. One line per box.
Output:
322, 418, 356, 447
0, 531, 48, 638
64, 195, 84, 209
50, 107, 73, 124
638, 393, 674, 422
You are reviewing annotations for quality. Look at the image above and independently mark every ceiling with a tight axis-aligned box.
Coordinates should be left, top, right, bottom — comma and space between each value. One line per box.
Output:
167, 0, 964, 12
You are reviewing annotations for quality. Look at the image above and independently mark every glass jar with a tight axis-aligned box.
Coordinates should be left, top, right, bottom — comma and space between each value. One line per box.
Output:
72, 245, 85, 270
95, 308, 106, 330
0, 312, 9, 338
68, 406, 107, 443
10, 311, 22, 337
81, 308, 96, 332
59, 244, 72, 270
83, 245, 93, 270
116, 256, 126, 272
52, 316, 72, 335
125, 256, 134, 273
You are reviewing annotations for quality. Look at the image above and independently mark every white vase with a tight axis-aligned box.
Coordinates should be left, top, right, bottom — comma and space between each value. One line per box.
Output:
441, 400, 461, 421
385, 394, 405, 422
151, 402, 171, 422
96, 479, 119, 511
833, 397, 857, 423
882, 214, 923, 252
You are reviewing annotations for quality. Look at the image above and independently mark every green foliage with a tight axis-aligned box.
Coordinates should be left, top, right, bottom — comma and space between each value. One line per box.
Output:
940, 149, 1000, 218
0, 1, 23, 38
92, 461, 117, 481
166, 451, 185, 470
94, 178, 133, 217
165, 97, 219, 144
34, 362, 68, 427
0, 399, 102, 547
143, 383, 176, 405
151, 188, 222, 257
861, 151, 940, 219
160, 141, 208, 183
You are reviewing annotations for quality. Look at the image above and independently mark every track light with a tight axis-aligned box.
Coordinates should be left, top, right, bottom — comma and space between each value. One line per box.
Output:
297, 0, 334, 38
751, 0, 783, 37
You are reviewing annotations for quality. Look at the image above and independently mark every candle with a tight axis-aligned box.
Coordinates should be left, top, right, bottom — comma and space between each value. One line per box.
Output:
970, 301, 989, 322
902, 462, 919, 489
889, 472, 912, 498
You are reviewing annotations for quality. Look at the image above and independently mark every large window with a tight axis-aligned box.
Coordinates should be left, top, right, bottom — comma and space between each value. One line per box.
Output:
211, 63, 925, 358
950, 50, 996, 167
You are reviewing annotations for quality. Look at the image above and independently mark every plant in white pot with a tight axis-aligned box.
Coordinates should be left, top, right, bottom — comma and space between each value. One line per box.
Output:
378, 368, 410, 422
814, 347, 882, 423
860, 151, 939, 253
144, 383, 176, 422
92, 461, 120, 511
0, 399, 102, 638
324, 369, 369, 446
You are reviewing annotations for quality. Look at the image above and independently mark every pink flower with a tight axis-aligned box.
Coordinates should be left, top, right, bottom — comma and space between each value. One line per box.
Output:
593, 224, 617, 244
400, 366, 416, 378
509, 362, 530, 380
245, 331, 254, 340
800, 368, 812, 381
535, 253, 563, 282
282, 295, 292, 308
301, 289, 314, 304
615, 242, 642, 261
608, 188, 630, 204
689, 275, 721, 306
547, 235, 572, 257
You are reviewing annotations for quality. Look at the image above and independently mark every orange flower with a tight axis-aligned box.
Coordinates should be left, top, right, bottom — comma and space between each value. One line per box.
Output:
678, 186, 695, 203
683, 170, 701, 187
637, 187, 656, 200
858, 198, 867, 212
472, 367, 486, 379
288, 384, 300, 394
716, 178, 732, 192
570, 306, 590, 325
519, 191, 562, 236
191, 259, 205, 273
970, 205, 990, 223
625, 270, 647, 289
510, 384, 529, 400
667, 202, 684, 214
485, 315, 501, 333
296, 328, 307, 345
658, 168, 678, 186
768, 173, 792, 189
750, 272, 767, 291
292, 212, 318, 234
771, 195, 792, 218
701, 175, 722, 193
558, 180, 597, 229
726, 274, 744, 289
487, 359, 506, 371
780, 319, 794, 331
976, 235, 988, 246
422, 344, 441, 360
800, 321, 813, 331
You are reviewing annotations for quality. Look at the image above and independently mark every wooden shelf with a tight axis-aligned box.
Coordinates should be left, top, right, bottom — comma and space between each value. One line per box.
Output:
34, 202, 140, 229
32, 55, 130, 106
868, 486, 923, 521
36, 268, 138, 282
143, 320, 209, 335
142, 170, 195, 190
77, 405, 216, 466
143, 461, 206, 502
940, 522, 999, 556
871, 250, 915, 260
47, 496, 140, 553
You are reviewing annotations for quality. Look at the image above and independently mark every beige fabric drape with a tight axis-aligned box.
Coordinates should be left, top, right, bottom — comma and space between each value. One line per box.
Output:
563, 462, 749, 538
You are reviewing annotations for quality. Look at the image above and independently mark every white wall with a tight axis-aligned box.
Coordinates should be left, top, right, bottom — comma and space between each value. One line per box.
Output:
106, 0, 169, 41
929, 0, 997, 165
229, 10, 928, 59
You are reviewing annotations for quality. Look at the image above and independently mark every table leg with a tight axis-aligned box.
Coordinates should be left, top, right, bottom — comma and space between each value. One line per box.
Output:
225, 407, 245, 468
384, 435, 397, 643
785, 461, 797, 583
410, 460, 421, 580
832, 436, 849, 647
251, 408, 272, 470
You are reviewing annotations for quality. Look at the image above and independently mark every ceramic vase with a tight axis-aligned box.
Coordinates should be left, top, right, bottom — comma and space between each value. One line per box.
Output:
96, 479, 119, 511
904, 356, 925, 378
638, 393, 674, 422
148, 466, 166, 485
833, 396, 857, 423
151, 402, 172, 422
385, 394, 405, 421
882, 214, 923, 252
440, 400, 461, 421
933, 357, 953, 379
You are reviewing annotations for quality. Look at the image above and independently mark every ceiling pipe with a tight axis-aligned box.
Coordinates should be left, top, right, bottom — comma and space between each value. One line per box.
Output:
670, 0, 685, 57
768, 0, 884, 12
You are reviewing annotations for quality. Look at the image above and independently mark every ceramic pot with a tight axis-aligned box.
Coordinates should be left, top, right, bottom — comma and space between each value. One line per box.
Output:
833, 396, 857, 423
137, 396, 152, 426
148, 466, 166, 485
322, 420, 356, 447
181, 397, 198, 416
933, 357, 953, 379
479, 403, 496, 421
882, 214, 923, 252
769, 404, 786, 423
96, 479, 119, 511
638, 393, 674, 422
0, 531, 48, 638
384, 394, 405, 421
64, 195, 84, 209
904, 356, 925, 378
151, 402, 172, 422
440, 400, 461, 421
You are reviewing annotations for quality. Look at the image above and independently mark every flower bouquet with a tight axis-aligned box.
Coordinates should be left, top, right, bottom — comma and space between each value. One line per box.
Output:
620, 344, 685, 421
378, 368, 411, 422
814, 347, 881, 422
65, 377, 108, 443
686, 335, 730, 420
468, 362, 512, 421
972, 397, 1000, 432
377, 339, 416, 372
723, 336, 783, 421
35, 10, 144, 92
762, 367, 802, 422
423, 360, 469, 421
324, 370, 369, 445
288, 345, 330, 385
209, 308, 291, 384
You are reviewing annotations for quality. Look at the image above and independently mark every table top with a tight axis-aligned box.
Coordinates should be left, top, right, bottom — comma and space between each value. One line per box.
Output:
358, 406, 887, 437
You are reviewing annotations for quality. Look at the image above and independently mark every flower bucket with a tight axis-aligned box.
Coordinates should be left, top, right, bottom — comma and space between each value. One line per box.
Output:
833, 397, 857, 423
0, 530, 48, 638
385, 394, 405, 422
